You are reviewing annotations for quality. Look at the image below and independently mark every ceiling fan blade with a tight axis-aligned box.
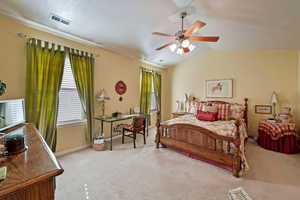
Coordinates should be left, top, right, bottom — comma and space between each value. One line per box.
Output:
155, 42, 175, 51
190, 36, 220, 42
184, 21, 206, 36
152, 32, 176, 38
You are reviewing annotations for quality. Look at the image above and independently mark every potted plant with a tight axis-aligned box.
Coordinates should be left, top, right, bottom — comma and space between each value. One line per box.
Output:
0, 81, 6, 96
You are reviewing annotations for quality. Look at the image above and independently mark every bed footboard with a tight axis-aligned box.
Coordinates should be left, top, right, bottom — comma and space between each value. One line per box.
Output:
155, 113, 242, 177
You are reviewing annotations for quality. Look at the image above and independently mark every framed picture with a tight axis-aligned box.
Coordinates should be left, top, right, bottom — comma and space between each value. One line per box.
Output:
255, 105, 272, 114
206, 79, 233, 98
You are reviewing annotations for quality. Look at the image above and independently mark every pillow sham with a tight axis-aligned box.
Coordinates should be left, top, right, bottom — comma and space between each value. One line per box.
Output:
190, 101, 206, 115
212, 103, 231, 121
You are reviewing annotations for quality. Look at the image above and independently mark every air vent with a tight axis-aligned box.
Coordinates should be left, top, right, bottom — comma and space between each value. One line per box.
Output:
50, 13, 71, 26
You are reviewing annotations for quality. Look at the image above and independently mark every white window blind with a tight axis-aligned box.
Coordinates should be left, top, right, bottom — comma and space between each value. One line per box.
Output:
4, 100, 24, 125
57, 57, 85, 125
0, 99, 25, 131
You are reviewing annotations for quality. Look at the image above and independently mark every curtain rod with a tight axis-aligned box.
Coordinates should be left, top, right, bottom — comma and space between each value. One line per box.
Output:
17, 33, 100, 57
140, 67, 161, 74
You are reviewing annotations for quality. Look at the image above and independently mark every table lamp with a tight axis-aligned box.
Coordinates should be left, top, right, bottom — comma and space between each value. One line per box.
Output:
271, 91, 278, 119
96, 89, 110, 116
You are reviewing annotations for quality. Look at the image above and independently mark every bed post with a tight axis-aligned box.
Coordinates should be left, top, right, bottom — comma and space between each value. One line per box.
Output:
155, 111, 161, 149
233, 120, 241, 177
244, 98, 248, 127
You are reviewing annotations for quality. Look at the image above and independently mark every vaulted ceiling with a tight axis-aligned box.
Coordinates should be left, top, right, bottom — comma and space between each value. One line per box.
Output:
1, 0, 300, 67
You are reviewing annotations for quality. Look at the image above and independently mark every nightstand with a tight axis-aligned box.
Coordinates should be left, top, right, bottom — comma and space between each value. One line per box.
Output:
257, 120, 299, 154
170, 112, 190, 119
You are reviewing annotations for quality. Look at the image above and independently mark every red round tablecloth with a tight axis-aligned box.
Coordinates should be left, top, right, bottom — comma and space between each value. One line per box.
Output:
258, 130, 299, 154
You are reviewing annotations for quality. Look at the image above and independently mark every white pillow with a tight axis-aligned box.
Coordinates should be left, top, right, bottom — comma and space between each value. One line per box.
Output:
202, 105, 218, 112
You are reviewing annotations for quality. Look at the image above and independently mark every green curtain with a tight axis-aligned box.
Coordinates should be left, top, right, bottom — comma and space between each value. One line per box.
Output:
25, 39, 65, 152
153, 72, 162, 112
140, 69, 153, 114
68, 49, 95, 143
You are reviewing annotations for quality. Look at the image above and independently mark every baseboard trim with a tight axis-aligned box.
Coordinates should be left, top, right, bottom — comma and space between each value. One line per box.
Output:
55, 144, 91, 157
104, 134, 123, 141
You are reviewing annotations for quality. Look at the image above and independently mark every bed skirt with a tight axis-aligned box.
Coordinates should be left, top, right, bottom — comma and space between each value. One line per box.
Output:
166, 145, 233, 172
257, 130, 299, 154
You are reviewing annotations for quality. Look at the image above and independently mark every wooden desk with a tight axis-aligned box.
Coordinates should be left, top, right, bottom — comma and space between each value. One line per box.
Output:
95, 113, 149, 151
0, 123, 64, 200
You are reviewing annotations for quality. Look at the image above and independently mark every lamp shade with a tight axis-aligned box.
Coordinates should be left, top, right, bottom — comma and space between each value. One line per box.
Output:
271, 91, 278, 104
96, 89, 110, 101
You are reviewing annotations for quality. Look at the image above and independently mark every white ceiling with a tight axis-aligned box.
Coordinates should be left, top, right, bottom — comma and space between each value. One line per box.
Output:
1, 0, 300, 67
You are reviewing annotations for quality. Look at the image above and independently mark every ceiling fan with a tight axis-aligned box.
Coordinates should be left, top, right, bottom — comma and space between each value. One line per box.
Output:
153, 12, 219, 55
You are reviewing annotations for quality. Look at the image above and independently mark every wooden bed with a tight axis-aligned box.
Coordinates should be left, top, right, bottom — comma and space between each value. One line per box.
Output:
155, 98, 248, 177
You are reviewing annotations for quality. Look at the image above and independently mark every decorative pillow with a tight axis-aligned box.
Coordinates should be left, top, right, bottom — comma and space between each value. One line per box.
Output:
230, 103, 245, 120
196, 111, 218, 122
202, 105, 218, 113
212, 103, 231, 121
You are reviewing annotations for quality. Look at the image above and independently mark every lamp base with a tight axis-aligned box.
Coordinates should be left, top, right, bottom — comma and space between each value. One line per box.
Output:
99, 101, 105, 116
272, 103, 277, 120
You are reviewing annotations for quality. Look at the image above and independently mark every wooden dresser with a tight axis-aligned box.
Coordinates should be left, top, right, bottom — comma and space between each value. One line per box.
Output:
0, 123, 64, 200
170, 112, 190, 119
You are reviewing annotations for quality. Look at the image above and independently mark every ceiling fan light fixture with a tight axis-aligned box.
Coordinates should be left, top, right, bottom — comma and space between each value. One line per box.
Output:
169, 43, 177, 52
177, 47, 184, 55
181, 39, 190, 48
188, 44, 195, 52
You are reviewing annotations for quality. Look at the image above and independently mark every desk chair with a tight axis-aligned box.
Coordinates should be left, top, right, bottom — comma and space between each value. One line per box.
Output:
122, 116, 146, 148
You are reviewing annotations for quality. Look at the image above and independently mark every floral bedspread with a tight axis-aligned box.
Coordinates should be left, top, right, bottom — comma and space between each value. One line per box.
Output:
161, 114, 249, 174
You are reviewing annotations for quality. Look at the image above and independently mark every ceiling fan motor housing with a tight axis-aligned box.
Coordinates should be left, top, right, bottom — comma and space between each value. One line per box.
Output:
175, 30, 187, 40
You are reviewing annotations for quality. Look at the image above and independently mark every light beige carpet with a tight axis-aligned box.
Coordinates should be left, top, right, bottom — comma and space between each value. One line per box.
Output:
56, 128, 300, 200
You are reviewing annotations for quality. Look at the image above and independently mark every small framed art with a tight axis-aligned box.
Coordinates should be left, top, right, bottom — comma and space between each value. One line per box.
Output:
255, 105, 272, 114
206, 79, 233, 98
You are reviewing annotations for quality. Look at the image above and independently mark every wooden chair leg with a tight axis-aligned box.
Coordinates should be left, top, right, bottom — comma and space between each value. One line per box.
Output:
133, 132, 136, 148
122, 129, 125, 144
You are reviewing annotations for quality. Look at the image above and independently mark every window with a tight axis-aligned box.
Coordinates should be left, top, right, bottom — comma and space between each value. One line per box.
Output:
0, 99, 25, 131
57, 57, 85, 125
3, 100, 24, 125
150, 78, 157, 111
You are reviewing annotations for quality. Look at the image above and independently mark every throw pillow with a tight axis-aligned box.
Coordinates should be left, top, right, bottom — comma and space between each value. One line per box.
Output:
202, 105, 218, 113
196, 111, 218, 122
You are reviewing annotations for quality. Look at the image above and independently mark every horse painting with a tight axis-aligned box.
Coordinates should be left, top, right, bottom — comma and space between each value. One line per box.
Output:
212, 82, 223, 93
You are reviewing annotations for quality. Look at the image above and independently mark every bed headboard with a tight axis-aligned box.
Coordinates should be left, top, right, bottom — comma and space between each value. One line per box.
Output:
197, 98, 249, 126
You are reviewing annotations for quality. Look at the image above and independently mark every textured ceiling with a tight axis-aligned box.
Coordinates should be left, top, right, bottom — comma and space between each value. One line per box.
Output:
0, 0, 300, 67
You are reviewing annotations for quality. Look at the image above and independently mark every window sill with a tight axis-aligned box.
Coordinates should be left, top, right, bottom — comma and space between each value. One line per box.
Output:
57, 120, 87, 128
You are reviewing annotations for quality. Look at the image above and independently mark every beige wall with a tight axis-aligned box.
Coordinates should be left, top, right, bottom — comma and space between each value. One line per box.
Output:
0, 14, 167, 152
297, 51, 300, 126
166, 50, 299, 136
